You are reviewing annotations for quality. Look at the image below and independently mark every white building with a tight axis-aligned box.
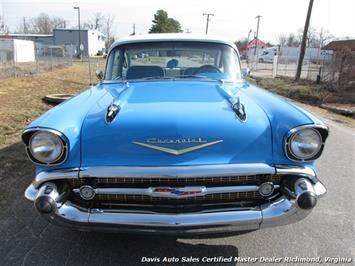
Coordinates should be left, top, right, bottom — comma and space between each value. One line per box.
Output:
53, 29, 106, 56
0, 29, 106, 57
0, 39, 35, 63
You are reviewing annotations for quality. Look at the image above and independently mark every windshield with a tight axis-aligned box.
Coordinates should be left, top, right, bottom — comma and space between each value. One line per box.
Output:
105, 41, 241, 81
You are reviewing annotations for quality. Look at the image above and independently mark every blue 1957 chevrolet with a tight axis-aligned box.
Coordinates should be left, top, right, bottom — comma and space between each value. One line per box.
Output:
23, 34, 329, 234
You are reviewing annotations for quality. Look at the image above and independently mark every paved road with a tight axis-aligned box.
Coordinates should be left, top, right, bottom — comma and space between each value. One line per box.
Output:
0, 117, 354, 266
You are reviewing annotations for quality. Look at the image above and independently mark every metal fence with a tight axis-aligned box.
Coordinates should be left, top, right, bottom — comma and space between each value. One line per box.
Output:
0, 40, 74, 79
247, 57, 328, 81
244, 47, 332, 81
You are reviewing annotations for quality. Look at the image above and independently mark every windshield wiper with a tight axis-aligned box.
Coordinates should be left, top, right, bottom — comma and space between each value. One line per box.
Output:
175, 75, 208, 79
131, 75, 221, 82
141, 76, 174, 80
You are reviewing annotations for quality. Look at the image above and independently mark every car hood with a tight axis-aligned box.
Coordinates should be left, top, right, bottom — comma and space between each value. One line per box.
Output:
81, 80, 273, 166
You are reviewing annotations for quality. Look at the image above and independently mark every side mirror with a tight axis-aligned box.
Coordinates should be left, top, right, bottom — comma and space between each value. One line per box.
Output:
241, 67, 251, 78
96, 69, 103, 82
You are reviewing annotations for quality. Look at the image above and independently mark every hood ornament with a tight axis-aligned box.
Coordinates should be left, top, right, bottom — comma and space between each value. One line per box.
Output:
232, 97, 247, 122
105, 103, 120, 123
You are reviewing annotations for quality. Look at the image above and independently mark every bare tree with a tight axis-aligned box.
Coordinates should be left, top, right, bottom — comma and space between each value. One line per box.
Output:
287, 33, 300, 47
16, 17, 31, 34
103, 13, 116, 49
52, 16, 67, 29
27, 13, 67, 34
30, 13, 52, 34
84, 12, 105, 30
318, 28, 334, 48
234, 38, 249, 50
277, 34, 287, 46
0, 16, 9, 34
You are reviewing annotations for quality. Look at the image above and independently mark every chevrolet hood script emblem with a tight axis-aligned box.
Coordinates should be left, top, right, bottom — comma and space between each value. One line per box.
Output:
132, 138, 223, 155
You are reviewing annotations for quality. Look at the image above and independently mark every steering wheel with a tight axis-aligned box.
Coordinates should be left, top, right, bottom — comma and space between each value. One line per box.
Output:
194, 65, 222, 74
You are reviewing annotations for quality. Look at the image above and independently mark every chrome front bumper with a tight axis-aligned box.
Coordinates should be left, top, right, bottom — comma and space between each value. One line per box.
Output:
24, 164, 326, 234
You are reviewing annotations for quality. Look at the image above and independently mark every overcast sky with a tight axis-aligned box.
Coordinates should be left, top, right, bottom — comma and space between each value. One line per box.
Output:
1, 0, 354, 43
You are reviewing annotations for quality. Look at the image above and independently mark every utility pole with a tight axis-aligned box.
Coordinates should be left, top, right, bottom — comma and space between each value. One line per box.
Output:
295, 0, 314, 81
203, 13, 214, 35
23, 17, 28, 34
254, 15, 262, 56
131, 23, 136, 35
247, 29, 252, 43
73, 6, 82, 62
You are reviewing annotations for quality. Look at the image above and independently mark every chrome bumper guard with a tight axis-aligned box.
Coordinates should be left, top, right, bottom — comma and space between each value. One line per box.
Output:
24, 164, 326, 234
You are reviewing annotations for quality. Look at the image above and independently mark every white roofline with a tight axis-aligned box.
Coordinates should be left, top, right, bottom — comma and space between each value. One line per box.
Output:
0, 34, 53, 37
110, 33, 237, 50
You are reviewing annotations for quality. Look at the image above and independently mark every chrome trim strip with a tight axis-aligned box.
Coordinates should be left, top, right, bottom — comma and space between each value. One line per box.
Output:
32, 168, 80, 188
260, 196, 311, 228
32, 165, 320, 188
72, 185, 270, 199
275, 165, 317, 183
275, 165, 316, 178
56, 201, 262, 233
25, 184, 38, 201
79, 163, 276, 178
313, 180, 327, 198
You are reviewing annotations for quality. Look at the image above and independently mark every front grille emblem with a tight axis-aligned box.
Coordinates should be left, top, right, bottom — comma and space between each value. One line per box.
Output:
150, 187, 206, 198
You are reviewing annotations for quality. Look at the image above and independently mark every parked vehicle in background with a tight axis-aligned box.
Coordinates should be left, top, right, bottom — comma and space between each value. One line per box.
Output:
257, 46, 333, 64
258, 47, 278, 63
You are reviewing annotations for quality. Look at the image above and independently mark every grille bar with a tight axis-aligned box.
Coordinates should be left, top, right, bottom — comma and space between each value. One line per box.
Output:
69, 174, 280, 188
73, 185, 269, 199
94, 191, 263, 204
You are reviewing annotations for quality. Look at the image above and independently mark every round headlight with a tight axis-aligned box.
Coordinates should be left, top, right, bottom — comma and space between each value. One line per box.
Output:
289, 128, 322, 159
29, 131, 64, 163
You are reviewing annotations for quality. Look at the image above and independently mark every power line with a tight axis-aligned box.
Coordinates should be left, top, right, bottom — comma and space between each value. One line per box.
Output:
203, 13, 214, 35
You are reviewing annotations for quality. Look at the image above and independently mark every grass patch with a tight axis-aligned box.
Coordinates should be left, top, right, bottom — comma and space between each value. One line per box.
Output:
247, 76, 355, 127
0, 63, 101, 147
248, 76, 324, 104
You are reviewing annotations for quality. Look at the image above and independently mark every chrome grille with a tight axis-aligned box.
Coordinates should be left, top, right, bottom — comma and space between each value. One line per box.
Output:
95, 191, 262, 204
69, 174, 281, 212
70, 174, 281, 188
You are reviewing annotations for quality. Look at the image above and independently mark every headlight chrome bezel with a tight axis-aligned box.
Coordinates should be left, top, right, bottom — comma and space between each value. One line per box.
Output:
284, 124, 329, 161
22, 128, 69, 165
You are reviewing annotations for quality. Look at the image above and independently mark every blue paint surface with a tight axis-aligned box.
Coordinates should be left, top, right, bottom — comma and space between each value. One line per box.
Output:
26, 79, 325, 173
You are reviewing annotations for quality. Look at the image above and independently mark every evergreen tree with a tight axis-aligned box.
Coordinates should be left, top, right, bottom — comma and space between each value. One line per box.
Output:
149, 10, 182, 33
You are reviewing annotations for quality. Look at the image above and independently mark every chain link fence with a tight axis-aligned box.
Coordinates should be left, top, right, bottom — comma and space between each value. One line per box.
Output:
244, 47, 333, 81
0, 39, 74, 79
